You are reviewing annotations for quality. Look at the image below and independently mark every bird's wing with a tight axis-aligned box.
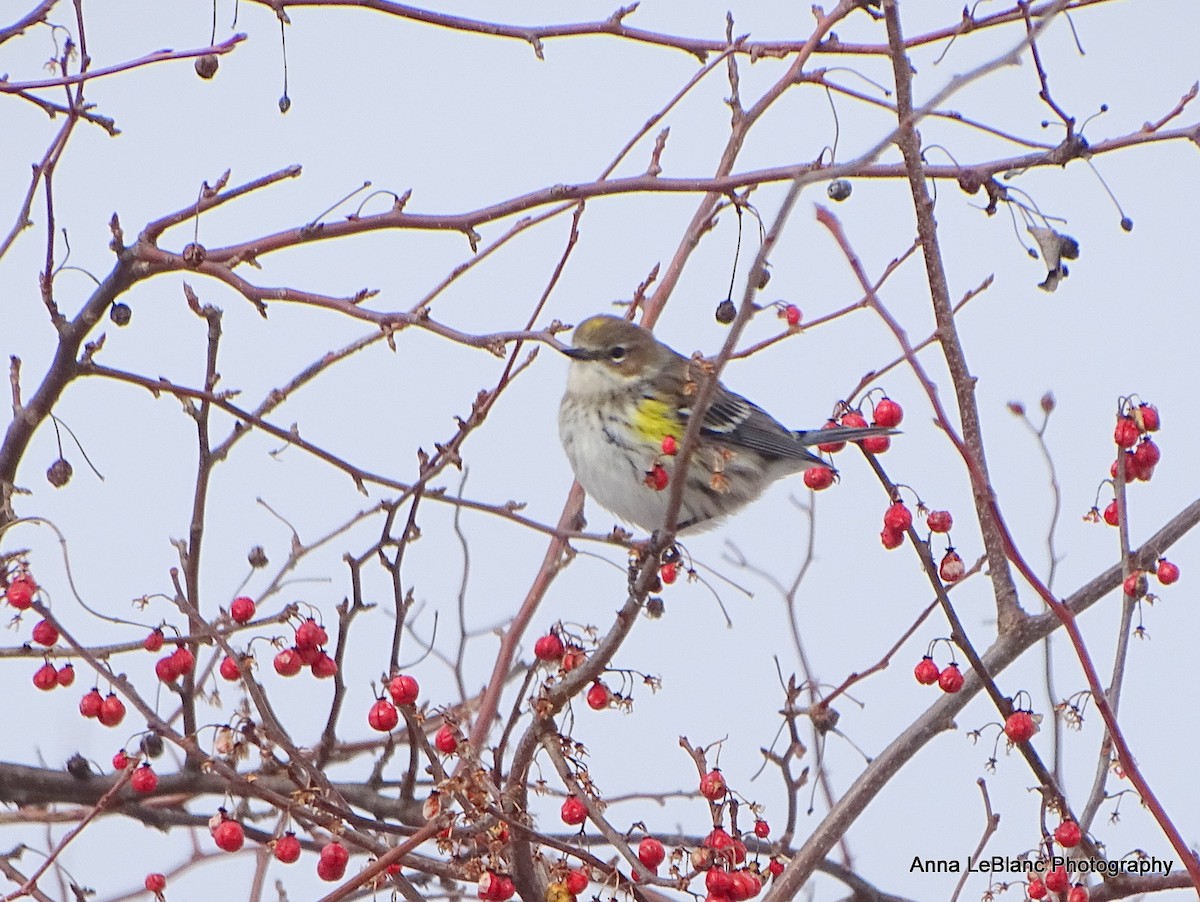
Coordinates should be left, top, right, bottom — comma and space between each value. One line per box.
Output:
690, 385, 816, 460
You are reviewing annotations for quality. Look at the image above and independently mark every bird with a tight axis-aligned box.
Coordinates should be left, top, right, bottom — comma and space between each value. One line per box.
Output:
557, 314, 894, 533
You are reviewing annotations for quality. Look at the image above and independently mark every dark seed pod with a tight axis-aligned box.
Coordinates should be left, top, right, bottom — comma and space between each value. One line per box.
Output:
715, 299, 737, 324
66, 753, 94, 780
248, 545, 269, 568
110, 302, 132, 326
195, 54, 219, 79
182, 243, 207, 268
47, 457, 73, 487
827, 179, 852, 202
140, 732, 165, 759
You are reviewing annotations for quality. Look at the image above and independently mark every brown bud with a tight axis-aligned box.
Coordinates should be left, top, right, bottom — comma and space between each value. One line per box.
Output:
248, 545, 269, 568
715, 299, 736, 324
1040, 392, 1056, 414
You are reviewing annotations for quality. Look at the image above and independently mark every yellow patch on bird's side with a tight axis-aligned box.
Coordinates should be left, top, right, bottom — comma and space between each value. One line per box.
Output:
633, 397, 683, 443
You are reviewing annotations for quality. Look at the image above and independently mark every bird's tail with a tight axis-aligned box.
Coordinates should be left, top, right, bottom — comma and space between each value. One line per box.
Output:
796, 424, 898, 446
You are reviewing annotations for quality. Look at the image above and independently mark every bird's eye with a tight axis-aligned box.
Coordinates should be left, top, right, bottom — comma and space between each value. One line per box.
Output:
609, 346, 626, 362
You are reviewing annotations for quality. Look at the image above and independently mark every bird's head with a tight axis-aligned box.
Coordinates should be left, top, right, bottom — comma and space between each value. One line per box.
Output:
560, 315, 660, 386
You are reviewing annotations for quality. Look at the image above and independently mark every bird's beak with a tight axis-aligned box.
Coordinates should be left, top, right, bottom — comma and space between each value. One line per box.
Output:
560, 346, 600, 361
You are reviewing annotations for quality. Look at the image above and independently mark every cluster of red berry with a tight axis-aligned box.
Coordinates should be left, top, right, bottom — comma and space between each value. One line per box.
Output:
559, 766, 783, 901
913, 656, 964, 694
1094, 401, 1162, 527
272, 616, 337, 679
804, 395, 903, 492
1025, 819, 1088, 900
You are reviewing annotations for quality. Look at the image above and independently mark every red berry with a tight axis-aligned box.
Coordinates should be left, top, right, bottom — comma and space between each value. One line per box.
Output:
561, 645, 586, 672
1054, 819, 1082, 848
435, 723, 460, 754
1027, 877, 1047, 899
784, 304, 801, 327
155, 654, 181, 683
1156, 558, 1180, 585
80, 688, 103, 718
660, 561, 678, 585
644, 463, 669, 491
56, 662, 75, 686
5, 575, 36, 609
699, 768, 727, 801
938, 664, 964, 693
817, 420, 847, 453
661, 435, 678, 456
728, 869, 762, 900
33, 662, 58, 691
274, 832, 302, 864
638, 836, 666, 869
311, 651, 338, 678
560, 795, 587, 826
219, 655, 242, 681
31, 619, 59, 646
171, 645, 195, 676
768, 859, 784, 877
1102, 500, 1120, 527
840, 410, 868, 430
1136, 403, 1160, 432
753, 819, 769, 838
294, 618, 328, 650
861, 434, 891, 454
803, 466, 834, 491
1114, 416, 1139, 448
880, 527, 904, 550
927, 510, 953, 533
131, 763, 158, 793
705, 827, 733, 853
99, 693, 126, 726
112, 750, 131, 770
586, 681, 611, 710
1111, 453, 1135, 480
320, 840, 349, 868
273, 647, 302, 677
873, 397, 903, 428
565, 868, 589, 894
883, 502, 912, 532
533, 633, 565, 662
317, 856, 346, 881
1123, 571, 1148, 598
369, 698, 399, 732
387, 673, 420, 706
212, 818, 245, 852
708, 867, 733, 894
1133, 438, 1160, 469
939, 549, 965, 583
1066, 884, 1089, 902
230, 596, 256, 624
144, 628, 164, 652
1004, 711, 1036, 743
144, 873, 167, 893
478, 872, 516, 901
1045, 865, 1069, 893
913, 656, 940, 686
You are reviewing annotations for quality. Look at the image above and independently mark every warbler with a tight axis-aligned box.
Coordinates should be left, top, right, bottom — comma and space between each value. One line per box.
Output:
557, 314, 894, 533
